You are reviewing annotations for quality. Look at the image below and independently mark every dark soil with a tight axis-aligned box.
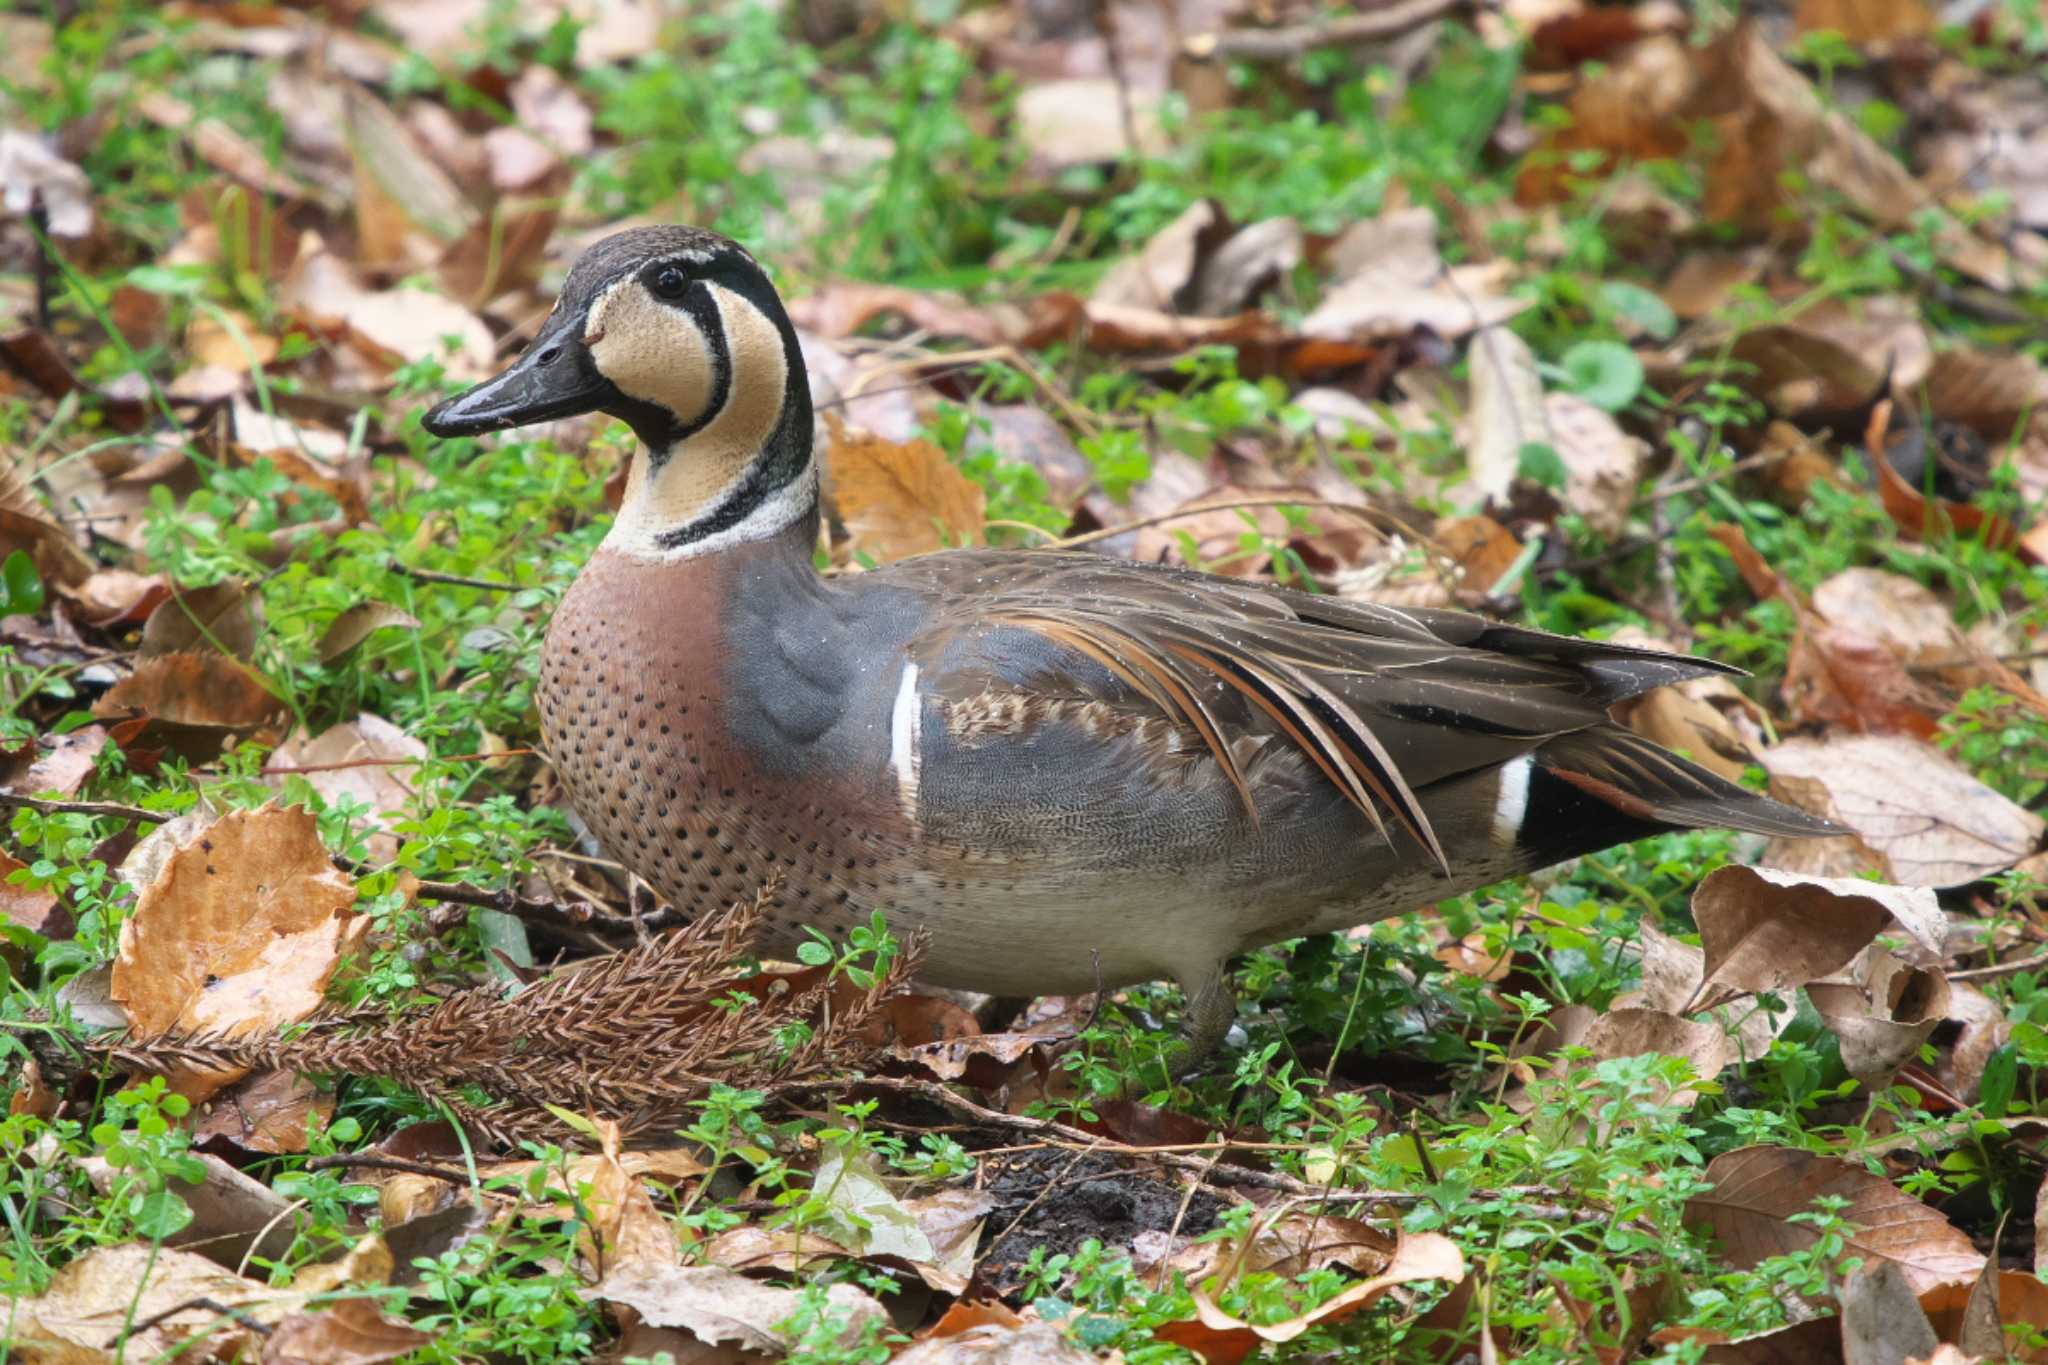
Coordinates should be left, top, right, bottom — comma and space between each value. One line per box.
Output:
973, 1148, 1226, 1294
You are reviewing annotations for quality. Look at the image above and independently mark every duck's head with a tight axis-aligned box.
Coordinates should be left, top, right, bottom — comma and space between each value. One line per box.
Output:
423, 225, 815, 559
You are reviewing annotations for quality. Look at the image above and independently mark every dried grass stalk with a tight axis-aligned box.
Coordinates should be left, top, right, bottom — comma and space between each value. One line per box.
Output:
99, 886, 923, 1145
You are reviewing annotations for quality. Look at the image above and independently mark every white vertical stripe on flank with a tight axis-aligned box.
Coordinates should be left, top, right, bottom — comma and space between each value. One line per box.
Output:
890, 662, 922, 822
1492, 754, 1533, 847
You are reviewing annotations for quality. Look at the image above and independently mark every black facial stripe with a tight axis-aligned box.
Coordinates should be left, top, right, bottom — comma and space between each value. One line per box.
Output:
643, 282, 731, 464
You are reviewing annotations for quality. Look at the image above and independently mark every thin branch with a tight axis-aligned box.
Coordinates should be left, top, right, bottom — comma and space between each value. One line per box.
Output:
0, 791, 166, 823
1950, 949, 2048, 983
303, 1153, 476, 1184
387, 559, 520, 592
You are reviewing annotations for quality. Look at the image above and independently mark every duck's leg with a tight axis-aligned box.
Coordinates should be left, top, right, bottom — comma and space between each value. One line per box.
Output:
1170, 965, 1238, 1078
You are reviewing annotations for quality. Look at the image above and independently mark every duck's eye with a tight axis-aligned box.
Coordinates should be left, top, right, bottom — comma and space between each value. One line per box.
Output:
651, 266, 689, 299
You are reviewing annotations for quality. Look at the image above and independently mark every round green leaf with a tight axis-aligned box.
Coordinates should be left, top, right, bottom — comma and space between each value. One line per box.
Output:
1559, 340, 1645, 412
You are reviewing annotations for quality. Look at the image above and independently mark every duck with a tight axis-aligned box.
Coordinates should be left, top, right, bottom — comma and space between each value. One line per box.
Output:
422, 224, 1834, 1066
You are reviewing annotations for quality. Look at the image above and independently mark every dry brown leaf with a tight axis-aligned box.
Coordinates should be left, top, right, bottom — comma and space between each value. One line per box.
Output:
266, 713, 426, 862
1811, 570, 1957, 666
578, 1117, 679, 1276
0, 843, 67, 937
1616, 687, 1755, 783
1795, 0, 1933, 44
589, 1262, 889, 1354
111, 804, 364, 1100
1013, 77, 1166, 168
80, 1149, 305, 1269
1686, 1146, 1984, 1294
94, 653, 283, 758
0, 449, 95, 588
1761, 735, 2045, 886
788, 283, 1020, 346
3, 725, 109, 799
1686, 865, 1917, 1012
1092, 198, 1230, 312
1808, 951, 1951, 1089
186, 309, 278, 373
1195, 217, 1303, 317
1547, 390, 1647, 538
1785, 618, 1946, 739
1624, 922, 1793, 1062
1436, 514, 1525, 594
1466, 325, 1549, 508
343, 83, 475, 264
1156, 1233, 1464, 1363
0, 128, 92, 237
894, 1320, 1097, 1365
192, 1067, 334, 1157
1576, 1007, 1731, 1110
317, 603, 424, 664
141, 580, 265, 660
261, 1298, 430, 1365
827, 415, 986, 563
1839, 1259, 1941, 1365
7, 1242, 270, 1360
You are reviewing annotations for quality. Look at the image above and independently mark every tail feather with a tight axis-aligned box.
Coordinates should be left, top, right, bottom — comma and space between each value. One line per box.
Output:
1531, 727, 1841, 842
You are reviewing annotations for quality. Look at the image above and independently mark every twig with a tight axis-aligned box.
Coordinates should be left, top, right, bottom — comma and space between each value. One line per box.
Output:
804, 1073, 1561, 1206
388, 559, 520, 592
1950, 949, 2048, 983
264, 749, 533, 776
1183, 0, 1461, 62
105, 1296, 272, 1351
0, 791, 165, 823
303, 1153, 476, 1184
409, 875, 688, 938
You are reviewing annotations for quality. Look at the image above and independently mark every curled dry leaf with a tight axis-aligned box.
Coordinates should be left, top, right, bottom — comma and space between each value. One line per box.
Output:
1687, 1145, 1984, 1294
789, 283, 1019, 347
1091, 198, 1231, 312
140, 580, 265, 660
1785, 618, 1946, 740
0, 128, 92, 237
1624, 923, 1792, 1063
1761, 735, 2045, 886
317, 602, 423, 664
1838, 1259, 1941, 1365
826, 415, 987, 563
0, 449, 95, 588
93, 652, 283, 760
80, 1149, 306, 1269
1686, 865, 1922, 1013
589, 1262, 888, 1354
1156, 1232, 1464, 1364
111, 804, 364, 1100
1808, 950, 1952, 1090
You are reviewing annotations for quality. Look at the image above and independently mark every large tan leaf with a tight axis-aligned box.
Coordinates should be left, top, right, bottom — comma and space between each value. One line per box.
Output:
1686, 1146, 1984, 1293
266, 713, 427, 863
8, 1243, 269, 1361
111, 804, 364, 1100
1687, 865, 1928, 1012
826, 415, 986, 564
1761, 735, 2045, 886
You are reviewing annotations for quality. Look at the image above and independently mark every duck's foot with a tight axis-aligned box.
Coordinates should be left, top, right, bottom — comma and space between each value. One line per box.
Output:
1165, 968, 1237, 1080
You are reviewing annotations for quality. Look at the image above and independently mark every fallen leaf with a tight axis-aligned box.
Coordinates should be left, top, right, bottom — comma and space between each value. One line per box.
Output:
80, 1149, 306, 1269
111, 804, 365, 1100
0, 843, 67, 936
1686, 1146, 1984, 1294
7, 1242, 269, 1360
317, 602, 423, 664
1761, 735, 2045, 886
827, 415, 987, 563
0, 128, 92, 237
1808, 951, 1952, 1089
1625, 922, 1794, 1062
789, 283, 1018, 346
1013, 77, 1166, 168
1810, 570, 1958, 666
141, 580, 265, 660
1467, 326, 1550, 508
266, 713, 427, 862
1686, 865, 1914, 1012
1839, 1259, 1941, 1365
1092, 198, 1230, 312
1157, 1232, 1464, 1363
894, 1320, 1098, 1365
261, 1298, 431, 1365
93, 652, 283, 760
589, 1262, 888, 1354
1547, 390, 1647, 537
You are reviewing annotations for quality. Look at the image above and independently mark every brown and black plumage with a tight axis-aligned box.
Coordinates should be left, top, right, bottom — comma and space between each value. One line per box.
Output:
424, 225, 1834, 1064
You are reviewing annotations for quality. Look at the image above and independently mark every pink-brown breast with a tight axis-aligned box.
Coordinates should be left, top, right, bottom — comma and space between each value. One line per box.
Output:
536, 545, 912, 955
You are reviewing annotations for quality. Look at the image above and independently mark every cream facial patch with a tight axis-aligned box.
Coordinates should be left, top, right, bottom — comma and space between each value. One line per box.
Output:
585, 279, 716, 427
605, 283, 803, 560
